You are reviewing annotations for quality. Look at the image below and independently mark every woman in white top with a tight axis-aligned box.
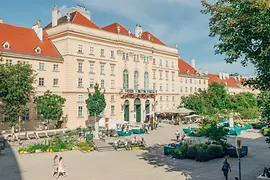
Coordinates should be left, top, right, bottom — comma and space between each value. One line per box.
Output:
56, 157, 66, 179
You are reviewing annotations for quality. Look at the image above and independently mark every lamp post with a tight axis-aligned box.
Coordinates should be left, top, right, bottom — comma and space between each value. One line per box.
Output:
236, 137, 242, 180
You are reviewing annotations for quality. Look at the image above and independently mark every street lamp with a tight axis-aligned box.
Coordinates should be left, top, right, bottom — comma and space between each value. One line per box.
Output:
236, 136, 242, 180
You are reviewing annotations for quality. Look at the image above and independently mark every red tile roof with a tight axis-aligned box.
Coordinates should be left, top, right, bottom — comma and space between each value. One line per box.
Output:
141, 31, 166, 46
0, 23, 62, 59
178, 59, 197, 75
44, 11, 101, 30
102, 22, 135, 37
208, 74, 240, 87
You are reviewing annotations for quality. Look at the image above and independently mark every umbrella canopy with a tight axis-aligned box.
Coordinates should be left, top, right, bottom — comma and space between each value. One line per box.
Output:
157, 108, 194, 114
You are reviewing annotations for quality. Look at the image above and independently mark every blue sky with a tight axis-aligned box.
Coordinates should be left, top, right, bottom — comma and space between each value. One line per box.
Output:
0, 0, 255, 76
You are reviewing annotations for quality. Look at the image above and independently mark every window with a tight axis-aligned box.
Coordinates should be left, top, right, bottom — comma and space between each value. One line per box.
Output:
166, 84, 169, 91
90, 47, 94, 55
123, 69, 129, 89
101, 80, 105, 89
111, 79, 115, 88
144, 56, 147, 63
166, 104, 169, 110
190, 87, 193, 92
160, 96, 163, 101
53, 78, 59, 86
204, 80, 206, 84
38, 78, 44, 86
78, 62, 83, 72
172, 84, 175, 92
185, 78, 188, 83
78, 45, 83, 53
172, 72, 175, 81
126, 53, 129, 60
133, 55, 136, 61
53, 64, 59, 71
172, 61, 175, 68
160, 104, 163, 111
100, 49, 105, 57
5, 59, 12, 65
166, 96, 169, 101
180, 78, 183, 83
78, 106, 83, 117
160, 83, 163, 91
190, 78, 192, 83
166, 60, 169, 67
166, 72, 169, 80
195, 87, 197, 92
153, 58, 156, 65
111, 65, 115, 74
3, 42, 10, 49
172, 96, 175, 102
24, 61, 29, 65
153, 71, 156, 79
144, 72, 149, 89
90, 78, 94, 88
153, 83, 156, 90
100, 64, 105, 74
159, 71, 162, 80
35, 47, 41, 54
111, 105, 115, 115
39, 63, 44, 70
199, 80, 201, 84
90, 63, 94, 73
185, 87, 188, 92
78, 95, 83, 102
111, 51, 115, 58
78, 78, 83, 87
122, 53, 126, 60
180, 86, 183, 92
134, 71, 139, 90
159, 59, 162, 66
137, 55, 139, 61
111, 95, 115, 102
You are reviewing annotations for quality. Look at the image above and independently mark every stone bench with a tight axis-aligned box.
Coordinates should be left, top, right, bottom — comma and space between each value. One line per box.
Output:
47, 131, 56, 137
37, 132, 48, 139
28, 133, 37, 139
18, 134, 29, 140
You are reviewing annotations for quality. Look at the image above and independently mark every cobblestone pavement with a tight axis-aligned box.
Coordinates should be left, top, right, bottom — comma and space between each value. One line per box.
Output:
1, 123, 269, 180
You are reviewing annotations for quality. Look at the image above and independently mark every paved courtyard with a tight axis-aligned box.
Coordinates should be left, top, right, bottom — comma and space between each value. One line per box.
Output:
1, 123, 270, 180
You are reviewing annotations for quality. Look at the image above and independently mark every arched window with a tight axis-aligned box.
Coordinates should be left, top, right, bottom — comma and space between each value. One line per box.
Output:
134, 71, 139, 90
123, 69, 129, 89
144, 72, 149, 89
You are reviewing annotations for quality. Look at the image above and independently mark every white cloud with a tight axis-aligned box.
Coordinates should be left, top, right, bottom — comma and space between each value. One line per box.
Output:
59, 5, 70, 16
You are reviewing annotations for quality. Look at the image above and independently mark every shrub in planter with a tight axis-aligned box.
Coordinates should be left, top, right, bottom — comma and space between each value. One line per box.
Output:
207, 144, 224, 159
172, 148, 184, 159
186, 144, 198, 159
179, 143, 189, 157
195, 145, 210, 162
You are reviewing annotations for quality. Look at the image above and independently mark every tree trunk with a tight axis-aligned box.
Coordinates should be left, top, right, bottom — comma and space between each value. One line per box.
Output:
94, 113, 99, 139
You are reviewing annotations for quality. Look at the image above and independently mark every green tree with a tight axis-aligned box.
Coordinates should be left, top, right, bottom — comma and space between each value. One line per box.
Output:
0, 61, 35, 126
257, 91, 270, 123
201, 0, 270, 90
199, 118, 228, 145
86, 83, 106, 116
34, 90, 66, 124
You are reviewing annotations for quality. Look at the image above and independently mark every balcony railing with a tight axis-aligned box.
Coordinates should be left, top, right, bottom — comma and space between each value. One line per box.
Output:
120, 89, 157, 94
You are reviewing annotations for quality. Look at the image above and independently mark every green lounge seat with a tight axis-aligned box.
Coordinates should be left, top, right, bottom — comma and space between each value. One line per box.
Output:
117, 131, 132, 136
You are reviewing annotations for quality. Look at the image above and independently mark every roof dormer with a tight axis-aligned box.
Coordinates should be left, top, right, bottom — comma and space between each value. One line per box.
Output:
35, 46, 41, 54
2, 41, 10, 50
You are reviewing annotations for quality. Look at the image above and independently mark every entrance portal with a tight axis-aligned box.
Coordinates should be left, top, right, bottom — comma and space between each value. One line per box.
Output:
124, 100, 130, 122
134, 98, 141, 122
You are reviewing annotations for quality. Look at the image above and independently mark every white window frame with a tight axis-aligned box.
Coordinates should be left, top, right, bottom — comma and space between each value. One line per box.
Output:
111, 79, 115, 88
39, 63, 44, 70
101, 79, 105, 89
90, 47, 94, 55
53, 78, 59, 87
90, 63, 94, 73
78, 78, 83, 88
101, 49, 105, 57
111, 105, 115, 115
90, 78, 94, 88
78, 45, 83, 53
53, 64, 59, 71
78, 106, 83, 117
78, 95, 83, 102
38, 78, 44, 86
111, 65, 115, 74
78, 62, 83, 72
100, 64, 105, 74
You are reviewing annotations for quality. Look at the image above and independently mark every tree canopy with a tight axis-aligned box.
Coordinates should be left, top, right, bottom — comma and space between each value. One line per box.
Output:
181, 82, 259, 119
86, 83, 106, 116
34, 90, 66, 121
0, 61, 35, 125
201, 0, 270, 90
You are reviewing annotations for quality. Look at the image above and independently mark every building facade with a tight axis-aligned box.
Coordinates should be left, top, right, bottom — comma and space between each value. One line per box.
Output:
44, 6, 179, 128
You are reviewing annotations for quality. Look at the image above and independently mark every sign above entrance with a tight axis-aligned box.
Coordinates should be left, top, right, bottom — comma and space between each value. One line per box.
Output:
120, 89, 157, 94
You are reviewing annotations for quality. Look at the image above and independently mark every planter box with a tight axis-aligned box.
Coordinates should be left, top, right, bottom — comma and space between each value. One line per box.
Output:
164, 146, 174, 155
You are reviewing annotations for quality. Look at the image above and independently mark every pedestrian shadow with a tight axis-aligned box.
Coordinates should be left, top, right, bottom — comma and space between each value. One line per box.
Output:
0, 143, 23, 180
137, 144, 193, 179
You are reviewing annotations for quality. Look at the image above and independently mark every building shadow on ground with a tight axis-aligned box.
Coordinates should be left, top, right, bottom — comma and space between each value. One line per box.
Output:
0, 143, 23, 180
137, 144, 193, 179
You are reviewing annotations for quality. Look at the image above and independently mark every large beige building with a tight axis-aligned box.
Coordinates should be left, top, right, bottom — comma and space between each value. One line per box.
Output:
43, 6, 179, 128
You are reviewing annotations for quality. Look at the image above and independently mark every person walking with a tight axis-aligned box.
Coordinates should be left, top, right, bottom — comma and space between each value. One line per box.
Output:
52, 155, 58, 177
175, 130, 180, 141
221, 158, 231, 180
56, 157, 66, 179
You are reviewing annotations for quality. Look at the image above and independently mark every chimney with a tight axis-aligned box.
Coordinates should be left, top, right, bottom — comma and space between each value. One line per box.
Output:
222, 72, 226, 80
57, 9, 61, 19
219, 72, 222, 80
0, 18, 3, 23
52, 5, 58, 27
191, 59, 196, 69
32, 21, 43, 41
135, 24, 143, 38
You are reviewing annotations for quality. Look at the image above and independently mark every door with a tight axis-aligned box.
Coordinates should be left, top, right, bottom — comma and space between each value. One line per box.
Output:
145, 100, 150, 115
124, 100, 130, 121
134, 98, 141, 122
